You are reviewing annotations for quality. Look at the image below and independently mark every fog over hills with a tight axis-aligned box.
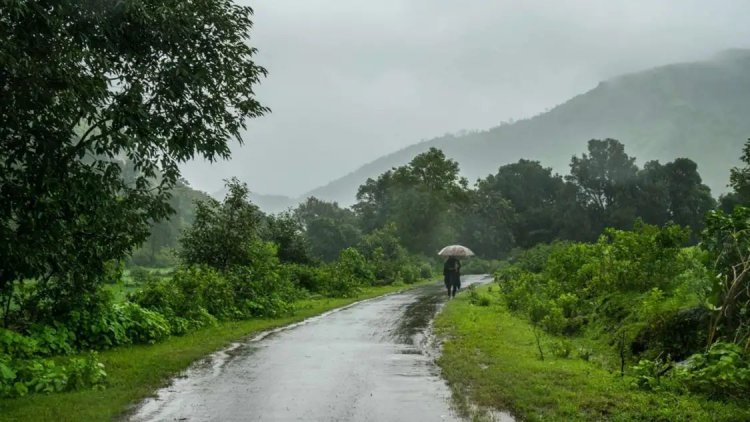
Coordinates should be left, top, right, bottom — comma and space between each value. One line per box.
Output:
297, 49, 750, 207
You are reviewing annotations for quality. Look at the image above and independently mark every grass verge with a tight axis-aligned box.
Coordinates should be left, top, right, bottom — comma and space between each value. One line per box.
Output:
434, 284, 750, 422
0, 280, 433, 422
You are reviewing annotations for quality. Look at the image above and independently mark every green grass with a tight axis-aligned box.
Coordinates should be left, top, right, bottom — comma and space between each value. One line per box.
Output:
0, 280, 434, 422
435, 285, 750, 422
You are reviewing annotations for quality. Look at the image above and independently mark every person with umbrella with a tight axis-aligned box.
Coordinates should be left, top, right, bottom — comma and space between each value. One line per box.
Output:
439, 245, 473, 298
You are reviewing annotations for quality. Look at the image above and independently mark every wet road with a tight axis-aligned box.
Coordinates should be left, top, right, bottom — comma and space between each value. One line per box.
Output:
130, 276, 489, 422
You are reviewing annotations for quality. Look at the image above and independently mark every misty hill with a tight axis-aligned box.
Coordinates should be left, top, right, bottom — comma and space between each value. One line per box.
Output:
303, 49, 750, 205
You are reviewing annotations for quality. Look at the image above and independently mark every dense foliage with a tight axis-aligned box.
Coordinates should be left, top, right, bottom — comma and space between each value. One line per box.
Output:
346, 139, 715, 262
1, 0, 267, 328
493, 218, 750, 399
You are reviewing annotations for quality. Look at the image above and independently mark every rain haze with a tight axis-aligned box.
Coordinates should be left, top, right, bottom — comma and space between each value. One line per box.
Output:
181, 0, 750, 198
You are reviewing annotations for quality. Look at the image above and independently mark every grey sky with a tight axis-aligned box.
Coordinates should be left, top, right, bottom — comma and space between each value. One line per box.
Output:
181, 0, 750, 197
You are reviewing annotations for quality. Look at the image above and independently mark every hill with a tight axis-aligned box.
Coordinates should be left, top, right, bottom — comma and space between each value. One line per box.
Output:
303, 49, 750, 205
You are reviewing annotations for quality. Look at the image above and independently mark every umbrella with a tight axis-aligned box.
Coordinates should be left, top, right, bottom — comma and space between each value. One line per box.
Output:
438, 244, 475, 257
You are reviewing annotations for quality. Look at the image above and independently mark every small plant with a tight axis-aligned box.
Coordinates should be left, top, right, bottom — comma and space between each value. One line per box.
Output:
631, 355, 672, 391
468, 288, 492, 307
551, 341, 572, 358
577, 347, 592, 361
531, 326, 545, 361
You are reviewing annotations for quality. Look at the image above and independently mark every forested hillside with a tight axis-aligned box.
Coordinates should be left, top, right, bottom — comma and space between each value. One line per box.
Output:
305, 49, 750, 205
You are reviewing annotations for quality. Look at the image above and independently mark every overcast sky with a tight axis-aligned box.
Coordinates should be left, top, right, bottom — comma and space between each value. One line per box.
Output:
180, 0, 750, 197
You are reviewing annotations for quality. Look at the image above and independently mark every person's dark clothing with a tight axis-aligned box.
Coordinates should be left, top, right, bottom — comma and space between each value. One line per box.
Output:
443, 257, 461, 297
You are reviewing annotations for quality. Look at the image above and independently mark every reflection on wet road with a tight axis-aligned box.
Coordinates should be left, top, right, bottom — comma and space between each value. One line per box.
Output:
131, 275, 490, 422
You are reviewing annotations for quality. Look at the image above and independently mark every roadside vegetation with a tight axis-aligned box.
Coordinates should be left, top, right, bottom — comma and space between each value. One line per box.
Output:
435, 141, 750, 420
0, 282, 427, 422
436, 286, 750, 421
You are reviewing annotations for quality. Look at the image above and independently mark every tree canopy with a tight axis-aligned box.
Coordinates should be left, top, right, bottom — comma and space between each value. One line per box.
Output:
0, 0, 268, 315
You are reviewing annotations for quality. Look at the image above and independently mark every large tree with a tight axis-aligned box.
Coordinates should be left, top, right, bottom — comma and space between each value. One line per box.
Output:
354, 148, 467, 255
477, 160, 570, 248
295, 197, 361, 262
567, 139, 639, 233
0, 0, 267, 319
637, 158, 715, 238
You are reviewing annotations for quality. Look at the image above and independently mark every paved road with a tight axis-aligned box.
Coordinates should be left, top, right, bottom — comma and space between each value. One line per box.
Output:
130, 276, 491, 422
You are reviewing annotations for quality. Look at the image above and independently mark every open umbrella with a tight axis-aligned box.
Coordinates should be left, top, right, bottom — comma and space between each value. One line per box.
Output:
438, 244, 475, 257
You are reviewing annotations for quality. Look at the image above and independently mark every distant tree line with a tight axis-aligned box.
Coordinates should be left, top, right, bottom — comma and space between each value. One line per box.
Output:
292, 139, 715, 262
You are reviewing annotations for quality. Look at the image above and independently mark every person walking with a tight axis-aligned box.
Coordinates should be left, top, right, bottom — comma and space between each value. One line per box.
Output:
443, 256, 461, 298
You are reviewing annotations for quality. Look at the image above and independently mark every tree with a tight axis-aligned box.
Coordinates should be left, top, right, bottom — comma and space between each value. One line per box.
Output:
294, 197, 361, 262
460, 189, 516, 258
729, 139, 750, 202
718, 139, 750, 213
477, 160, 570, 248
261, 212, 311, 265
354, 148, 467, 254
637, 159, 715, 239
179, 178, 262, 271
634, 161, 672, 226
662, 159, 715, 234
567, 139, 639, 232
0, 0, 267, 320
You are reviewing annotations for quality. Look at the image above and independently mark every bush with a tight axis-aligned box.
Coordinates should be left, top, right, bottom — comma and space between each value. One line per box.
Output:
577, 347, 593, 361
550, 341, 572, 358
67, 307, 129, 350
0, 352, 106, 398
130, 266, 230, 327
496, 223, 703, 360
631, 357, 673, 391
418, 262, 434, 279
399, 264, 421, 285
226, 244, 298, 317
467, 286, 492, 306
0, 328, 39, 359
674, 342, 750, 399
358, 224, 410, 284
337, 248, 375, 285
461, 258, 502, 275
64, 352, 107, 391
27, 324, 75, 357
114, 303, 171, 345
283, 264, 328, 293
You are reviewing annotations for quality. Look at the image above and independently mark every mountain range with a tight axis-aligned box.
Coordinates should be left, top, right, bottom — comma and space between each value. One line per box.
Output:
227, 49, 750, 212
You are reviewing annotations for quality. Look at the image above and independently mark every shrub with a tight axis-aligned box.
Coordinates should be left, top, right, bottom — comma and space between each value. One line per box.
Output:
551, 341, 572, 358
283, 264, 327, 293
128, 267, 157, 285
577, 347, 593, 361
0, 352, 107, 398
461, 258, 502, 275
399, 264, 420, 285
358, 224, 410, 284
27, 324, 75, 357
130, 266, 231, 326
418, 262, 433, 279
67, 307, 129, 350
114, 303, 171, 345
64, 352, 107, 391
316, 248, 374, 298
227, 253, 298, 317
337, 248, 375, 285
631, 357, 673, 391
0, 328, 38, 359
673, 342, 750, 399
